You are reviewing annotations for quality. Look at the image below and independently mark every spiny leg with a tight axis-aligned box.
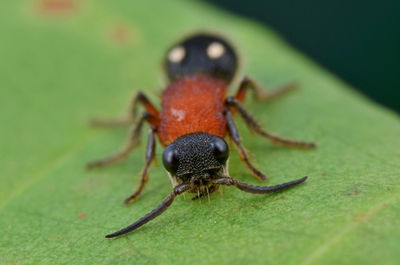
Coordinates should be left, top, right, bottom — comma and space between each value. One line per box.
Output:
211, 176, 307, 194
225, 108, 267, 181
226, 97, 316, 149
235, 76, 298, 103
86, 112, 151, 169
90, 91, 159, 128
123, 126, 157, 205
105, 183, 192, 238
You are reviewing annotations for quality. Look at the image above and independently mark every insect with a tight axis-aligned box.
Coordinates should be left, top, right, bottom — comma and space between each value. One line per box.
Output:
87, 33, 316, 238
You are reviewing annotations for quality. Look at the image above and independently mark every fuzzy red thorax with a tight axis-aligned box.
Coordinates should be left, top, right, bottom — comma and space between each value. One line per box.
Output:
158, 75, 228, 146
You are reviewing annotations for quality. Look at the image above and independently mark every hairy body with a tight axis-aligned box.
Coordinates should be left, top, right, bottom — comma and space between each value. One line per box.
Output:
159, 75, 227, 145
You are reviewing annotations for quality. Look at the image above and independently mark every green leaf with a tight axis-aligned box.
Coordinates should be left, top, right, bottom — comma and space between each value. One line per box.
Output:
1, 1, 399, 264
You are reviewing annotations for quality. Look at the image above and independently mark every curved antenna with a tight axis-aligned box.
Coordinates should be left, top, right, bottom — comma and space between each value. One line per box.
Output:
105, 183, 192, 238
211, 176, 307, 194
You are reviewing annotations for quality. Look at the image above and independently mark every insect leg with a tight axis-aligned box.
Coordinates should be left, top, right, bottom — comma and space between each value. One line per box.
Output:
211, 176, 307, 194
123, 126, 157, 205
225, 108, 268, 181
235, 77, 298, 103
86, 112, 152, 169
90, 91, 159, 127
226, 97, 316, 149
105, 183, 192, 238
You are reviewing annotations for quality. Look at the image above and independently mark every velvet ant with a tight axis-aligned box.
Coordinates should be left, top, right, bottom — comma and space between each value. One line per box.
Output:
87, 33, 316, 238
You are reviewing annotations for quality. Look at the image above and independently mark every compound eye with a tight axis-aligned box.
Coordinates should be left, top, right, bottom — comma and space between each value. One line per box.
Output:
211, 136, 229, 164
162, 144, 179, 174
168, 46, 186, 63
207, 42, 225, 59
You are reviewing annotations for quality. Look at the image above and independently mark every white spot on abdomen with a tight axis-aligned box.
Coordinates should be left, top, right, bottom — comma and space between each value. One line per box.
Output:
168, 46, 186, 63
207, 42, 225, 59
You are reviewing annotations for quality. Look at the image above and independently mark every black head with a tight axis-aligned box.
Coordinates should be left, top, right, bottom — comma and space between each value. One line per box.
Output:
165, 33, 238, 83
162, 132, 229, 184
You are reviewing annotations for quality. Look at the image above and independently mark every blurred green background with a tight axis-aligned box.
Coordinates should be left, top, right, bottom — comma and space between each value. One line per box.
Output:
207, 0, 400, 112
